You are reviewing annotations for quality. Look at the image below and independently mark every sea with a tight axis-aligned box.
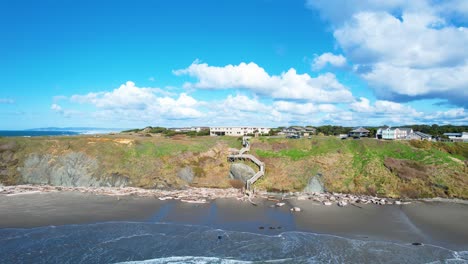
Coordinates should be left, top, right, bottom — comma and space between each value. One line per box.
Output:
0, 130, 80, 137
0, 222, 467, 264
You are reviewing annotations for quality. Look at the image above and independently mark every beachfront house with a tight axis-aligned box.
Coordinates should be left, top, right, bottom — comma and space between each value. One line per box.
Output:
376, 126, 389, 139
282, 126, 316, 137
409, 131, 433, 141
210, 127, 271, 136
348, 127, 370, 138
381, 127, 413, 140
169, 127, 209, 133
443, 132, 468, 142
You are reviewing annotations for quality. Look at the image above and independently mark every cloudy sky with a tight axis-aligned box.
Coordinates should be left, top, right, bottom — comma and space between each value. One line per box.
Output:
1, 0, 467, 129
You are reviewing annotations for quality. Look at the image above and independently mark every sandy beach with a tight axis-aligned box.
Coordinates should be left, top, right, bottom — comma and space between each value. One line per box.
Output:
1, 191, 467, 252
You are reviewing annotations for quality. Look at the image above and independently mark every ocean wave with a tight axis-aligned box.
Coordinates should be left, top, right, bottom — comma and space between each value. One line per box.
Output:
0, 222, 466, 264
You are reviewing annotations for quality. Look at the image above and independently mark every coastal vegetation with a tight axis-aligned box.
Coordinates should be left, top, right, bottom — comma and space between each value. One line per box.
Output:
0, 134, 466, 199
271, 124, 468, 138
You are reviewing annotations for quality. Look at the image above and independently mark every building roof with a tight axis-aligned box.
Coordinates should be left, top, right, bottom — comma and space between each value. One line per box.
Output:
414, 131, 432, 138
444, 133, 462, 136
399, 127, 413, 132
350, 127, 370, 133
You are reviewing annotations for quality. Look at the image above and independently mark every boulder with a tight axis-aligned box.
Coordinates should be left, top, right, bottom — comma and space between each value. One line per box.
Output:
338, 200, 348, 207
290, 207, 301, 212
303, 173, 325, 193
177, 166, 194, 183
323, 201, 332, 206
229, 163, 255, 183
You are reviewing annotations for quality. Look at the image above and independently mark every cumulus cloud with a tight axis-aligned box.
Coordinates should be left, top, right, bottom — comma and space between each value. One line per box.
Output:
308, 0, 468, 107
71, 81, 203, 120
217, 94, 270, 113
350, 97, 422, 116
174, 61, 354, 103
312, 53, 347, 70
273, 101, 337, 115
50, 103, 80, 118
423, 108, 468, 124
0, 98, 14, 104
51, 104, 63, 112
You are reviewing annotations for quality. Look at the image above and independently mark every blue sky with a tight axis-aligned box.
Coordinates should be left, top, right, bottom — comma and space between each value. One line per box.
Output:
1, 0, 467, 130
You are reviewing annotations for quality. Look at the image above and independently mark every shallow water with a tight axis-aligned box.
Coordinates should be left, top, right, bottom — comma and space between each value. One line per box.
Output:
1, 222, 467, 264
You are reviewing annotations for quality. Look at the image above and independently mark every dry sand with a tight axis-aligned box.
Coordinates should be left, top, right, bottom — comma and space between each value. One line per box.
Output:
0, 192, 467, 251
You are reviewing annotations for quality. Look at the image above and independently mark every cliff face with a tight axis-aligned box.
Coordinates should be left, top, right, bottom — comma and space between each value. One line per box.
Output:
0, 135, 236, 189
18, 152, 129, 187
0, 142, 19, 185
0, 135, 467, 198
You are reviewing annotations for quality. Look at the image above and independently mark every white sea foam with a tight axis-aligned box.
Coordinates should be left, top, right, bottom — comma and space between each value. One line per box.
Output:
116, 256, 251, 264
0, 222, 466, 264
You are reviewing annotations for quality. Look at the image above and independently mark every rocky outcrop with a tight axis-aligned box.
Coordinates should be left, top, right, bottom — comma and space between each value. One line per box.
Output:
103, 173, 130, 188
229, 163, 255, 183
177, 167, 194, 183
18, 152, 130, 187
303, 173, 325, 193
0, 142, 19, 183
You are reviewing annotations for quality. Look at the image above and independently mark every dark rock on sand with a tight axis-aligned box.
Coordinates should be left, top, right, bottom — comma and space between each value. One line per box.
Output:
229, 163, 255, 183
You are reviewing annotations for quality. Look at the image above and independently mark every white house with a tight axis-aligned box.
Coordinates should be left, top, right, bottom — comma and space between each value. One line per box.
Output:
169, 127, 209, 133
381, 127, 413, 140
210, 127, 271, 136
444, 132, 468, 142
281, 126, 316, 137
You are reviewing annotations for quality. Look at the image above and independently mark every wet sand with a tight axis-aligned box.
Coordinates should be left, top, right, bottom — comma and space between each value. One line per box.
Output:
0, 192, 467, 251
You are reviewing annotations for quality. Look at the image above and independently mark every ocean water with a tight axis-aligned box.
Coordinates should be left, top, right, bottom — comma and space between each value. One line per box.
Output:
0, 131, 79, 137
0, 222, 466, 264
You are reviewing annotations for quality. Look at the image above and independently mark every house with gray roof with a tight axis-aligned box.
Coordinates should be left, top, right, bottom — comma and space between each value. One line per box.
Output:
348, 127, 370, 138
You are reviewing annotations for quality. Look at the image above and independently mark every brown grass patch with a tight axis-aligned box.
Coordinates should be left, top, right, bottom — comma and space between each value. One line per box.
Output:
383, 158, 429, 181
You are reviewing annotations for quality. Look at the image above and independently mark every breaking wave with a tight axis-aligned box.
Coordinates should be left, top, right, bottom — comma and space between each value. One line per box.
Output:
0, 222, 466, 264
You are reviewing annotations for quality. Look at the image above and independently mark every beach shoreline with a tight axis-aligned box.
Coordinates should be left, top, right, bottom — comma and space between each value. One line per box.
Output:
1, 189, 467, 251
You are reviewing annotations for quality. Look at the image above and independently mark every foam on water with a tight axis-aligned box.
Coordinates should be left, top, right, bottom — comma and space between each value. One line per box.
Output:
0, 222, 466, 264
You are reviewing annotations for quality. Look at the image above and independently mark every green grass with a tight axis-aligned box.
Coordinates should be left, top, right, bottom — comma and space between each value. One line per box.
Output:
255, 137, 463, 166
1, 135, 466, 198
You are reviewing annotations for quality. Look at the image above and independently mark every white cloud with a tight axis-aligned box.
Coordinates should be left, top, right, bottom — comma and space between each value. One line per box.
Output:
50, 103, 81, 118
312, 53, 347, 70
70, 81, 203, 121
174, 61, 354, 103
350, 97, 422, 117
0, 98, 14, 104
424, 108, 468, 124
218, 94, 270, 113
307, 0, 433, 25
51, 104, 62, 112
273, 101, 337, 115
309, 1, 468, 107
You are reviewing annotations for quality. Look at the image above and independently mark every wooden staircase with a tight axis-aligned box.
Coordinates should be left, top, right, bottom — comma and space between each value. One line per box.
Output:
228, 137, 265, 190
